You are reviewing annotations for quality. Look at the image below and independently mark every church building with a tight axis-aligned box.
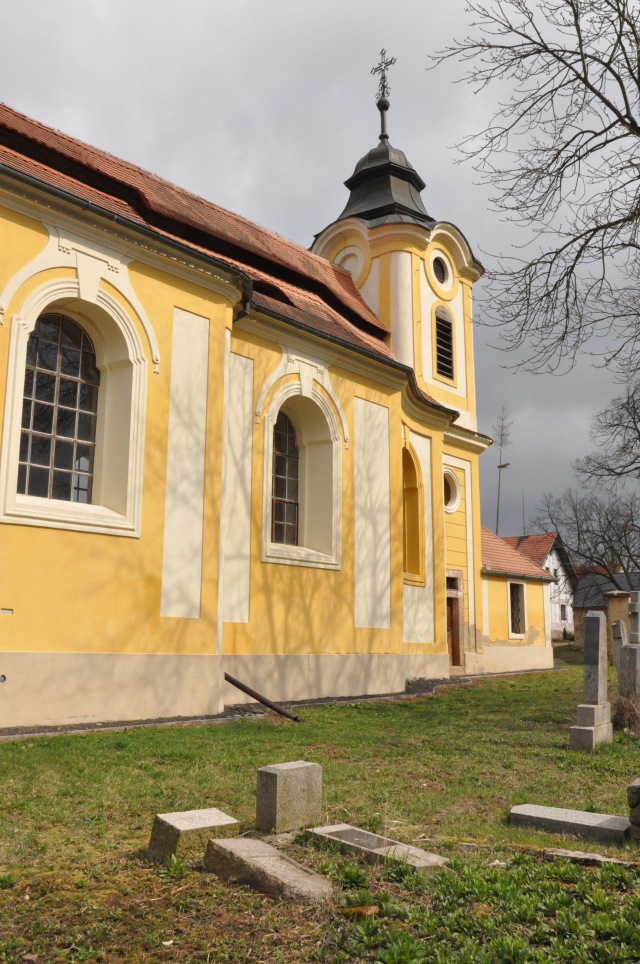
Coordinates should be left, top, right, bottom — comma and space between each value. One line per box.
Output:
0, 72, 554, 728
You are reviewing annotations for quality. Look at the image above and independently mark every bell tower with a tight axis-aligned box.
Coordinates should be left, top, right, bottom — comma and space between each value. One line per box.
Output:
312, 52, 483, 432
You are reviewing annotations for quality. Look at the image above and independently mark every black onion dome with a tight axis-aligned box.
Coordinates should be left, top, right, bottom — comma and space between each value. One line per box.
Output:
336, 138, 435, 229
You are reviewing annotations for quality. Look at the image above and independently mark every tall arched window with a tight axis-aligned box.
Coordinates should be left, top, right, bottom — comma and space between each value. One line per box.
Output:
18, 312, 100, 503
262, 387, 341, 569
403, 445, 424, 582
435, 306, 454, 380
272, 411, 299, 545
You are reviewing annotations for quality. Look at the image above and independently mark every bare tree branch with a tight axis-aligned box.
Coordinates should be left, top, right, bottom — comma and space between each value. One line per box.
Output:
432, 0, 640, 372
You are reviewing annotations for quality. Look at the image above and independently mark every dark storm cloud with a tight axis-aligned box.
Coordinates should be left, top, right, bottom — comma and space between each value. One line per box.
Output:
1, 1, 618, 535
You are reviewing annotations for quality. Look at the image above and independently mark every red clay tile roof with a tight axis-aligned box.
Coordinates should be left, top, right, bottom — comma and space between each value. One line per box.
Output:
481, 526, 554, 580
502, 533, 556, 569
0, 102, 456, 416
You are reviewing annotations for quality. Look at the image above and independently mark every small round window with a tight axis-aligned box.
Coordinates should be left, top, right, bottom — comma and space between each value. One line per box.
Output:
433, 256, 448, 286
443, 469, 461, 513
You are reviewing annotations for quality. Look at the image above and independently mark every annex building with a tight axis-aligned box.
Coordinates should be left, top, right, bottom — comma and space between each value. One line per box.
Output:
0, 94, 554, 728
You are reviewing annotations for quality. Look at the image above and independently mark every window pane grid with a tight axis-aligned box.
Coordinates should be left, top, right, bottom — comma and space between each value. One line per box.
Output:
510, 583, 523, 634
17, 313, 99, 504
272, 412, 299, 546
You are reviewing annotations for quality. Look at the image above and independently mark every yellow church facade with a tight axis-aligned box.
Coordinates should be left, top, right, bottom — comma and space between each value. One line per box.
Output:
0, 100, 553, 729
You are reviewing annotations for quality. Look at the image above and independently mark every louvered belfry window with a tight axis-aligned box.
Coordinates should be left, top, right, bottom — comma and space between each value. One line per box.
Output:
272, 411, 299, 545
18, 313, 100, 503
435, 306, 454, 380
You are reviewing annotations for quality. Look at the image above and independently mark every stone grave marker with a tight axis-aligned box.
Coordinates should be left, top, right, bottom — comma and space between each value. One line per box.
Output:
628, 778, 640, 842
509, 804, 630, 843
614, 619, 640, 703
613, 618, 627, 683
147, 807, 239, 863
630, 591, 640, 644
308, 823, 448, 874
203, 836, 332, 904
569, 610, 613, 751
256, 761, 322, 833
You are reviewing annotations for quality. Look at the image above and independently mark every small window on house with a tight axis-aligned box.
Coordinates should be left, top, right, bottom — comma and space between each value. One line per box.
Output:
510, 582, 525, 635
561, 603, 567, 621
272, 411, 299, 546
18, 313, 100, 503
446, 576, 458, 591
435, 306, 454, 380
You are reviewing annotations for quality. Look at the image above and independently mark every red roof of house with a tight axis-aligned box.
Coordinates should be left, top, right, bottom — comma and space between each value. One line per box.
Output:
481, 527, 554, 580
0, 102, 454, 420
502, 533, 556, 569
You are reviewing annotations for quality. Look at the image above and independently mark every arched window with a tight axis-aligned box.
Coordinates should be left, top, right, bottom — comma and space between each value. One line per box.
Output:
0, 286, 148, 536
402, 445, 424, 582
435, 306, 454, 380
18, 313, 100, 503
262, 388, 341, 569
272, 412, 299, 546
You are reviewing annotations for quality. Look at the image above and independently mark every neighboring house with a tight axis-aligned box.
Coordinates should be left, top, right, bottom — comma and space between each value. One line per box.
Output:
480, 527, 555, 671
0, 98, 553, 730
573, 571, 640, 658
503, 534, 576, 638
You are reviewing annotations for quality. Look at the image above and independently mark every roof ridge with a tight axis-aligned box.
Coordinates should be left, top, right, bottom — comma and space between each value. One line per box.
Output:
0, 102, 389, 341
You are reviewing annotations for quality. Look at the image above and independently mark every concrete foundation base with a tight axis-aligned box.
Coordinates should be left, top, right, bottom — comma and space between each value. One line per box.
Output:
570, 722, 614, 752
466, 644, 554, 675
570, 702, 613, 751
222, 652, 450, 706
0, 651, 225, 729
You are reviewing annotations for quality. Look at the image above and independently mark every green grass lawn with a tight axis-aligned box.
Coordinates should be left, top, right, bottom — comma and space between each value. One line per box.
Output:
1, 660, 639, 962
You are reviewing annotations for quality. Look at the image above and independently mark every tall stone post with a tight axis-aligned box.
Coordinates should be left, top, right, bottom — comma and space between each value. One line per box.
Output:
570, 610, 613, 751
630, 592, 640, 644
613, 593, 640, 704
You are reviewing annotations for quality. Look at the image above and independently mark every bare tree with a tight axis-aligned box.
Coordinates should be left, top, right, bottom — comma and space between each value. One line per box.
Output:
493, 402, 513, 534
433, 0, 640, 373
535, 488, 640, 578
575, 379, 640, 484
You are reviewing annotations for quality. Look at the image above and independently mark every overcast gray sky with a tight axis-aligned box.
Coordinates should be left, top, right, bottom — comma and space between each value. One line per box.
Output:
0, 0, 618, 536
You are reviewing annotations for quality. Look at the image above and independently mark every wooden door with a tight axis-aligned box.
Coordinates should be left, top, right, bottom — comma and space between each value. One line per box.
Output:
447, 596, 461, 666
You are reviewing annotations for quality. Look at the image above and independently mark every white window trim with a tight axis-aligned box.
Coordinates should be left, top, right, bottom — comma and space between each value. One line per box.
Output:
508, 580, 527, 639
443, 467, 461, 514
261, 379, 342, 570
0, 278, 147, 536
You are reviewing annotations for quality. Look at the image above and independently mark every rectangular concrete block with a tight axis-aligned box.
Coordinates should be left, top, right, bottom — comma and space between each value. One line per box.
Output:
308, 823, 448, 874
256, 761, 322, 833
569, 722, 613, 752
576, 703, 611, 727
147, 808, 238, 863
510, 804, 630, 843
203, 836, 332, 904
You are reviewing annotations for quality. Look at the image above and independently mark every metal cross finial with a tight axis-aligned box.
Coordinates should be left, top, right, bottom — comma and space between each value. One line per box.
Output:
371, 48, 396, 102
